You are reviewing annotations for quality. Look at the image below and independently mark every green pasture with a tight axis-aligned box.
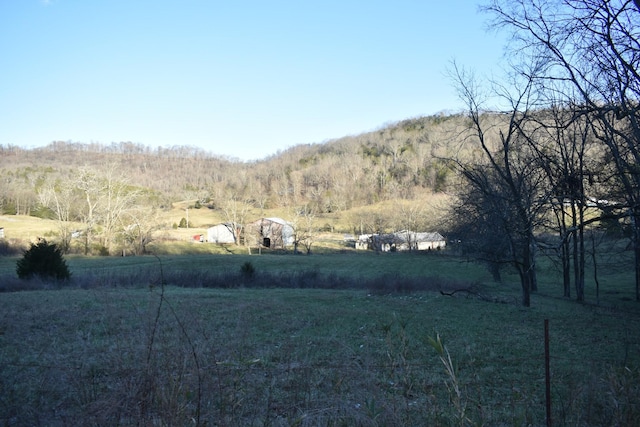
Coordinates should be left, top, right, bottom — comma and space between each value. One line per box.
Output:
0, 250, 492, 282
1, 284, 639, 425
1, 245, 638, 304
1, 250, 639, 425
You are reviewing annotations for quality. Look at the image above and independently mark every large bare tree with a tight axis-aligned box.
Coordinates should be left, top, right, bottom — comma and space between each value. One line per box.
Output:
37, 180, 77, 253
485, 0, 640, 299
290, 204, 317, 254
451, 65, 552, 306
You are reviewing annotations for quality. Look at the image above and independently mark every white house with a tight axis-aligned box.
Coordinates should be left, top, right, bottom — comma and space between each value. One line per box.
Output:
356, 231, 446, 251
411, 231, 446, 251
355, 234, 374, 250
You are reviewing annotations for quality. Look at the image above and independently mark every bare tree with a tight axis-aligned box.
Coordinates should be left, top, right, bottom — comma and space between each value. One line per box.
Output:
221, 194, 251, 245
99, 165, 141, 254
290, 204, 317, 254
75, 167, 102, 254
485, 0, 640, 300
448, 169, 513, 283
522, 103, 611, 301
37, 180, 76, 253
390, 200, 431, 251
121, 207, 159, 255
451, 65, 551, 306
73, 165, 141, 255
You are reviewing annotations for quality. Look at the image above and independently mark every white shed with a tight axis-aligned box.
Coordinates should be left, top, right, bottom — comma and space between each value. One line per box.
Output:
207, 223, 237, 244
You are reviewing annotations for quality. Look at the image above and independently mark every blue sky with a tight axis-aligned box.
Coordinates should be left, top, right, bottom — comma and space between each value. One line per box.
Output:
0, 1, 505, 161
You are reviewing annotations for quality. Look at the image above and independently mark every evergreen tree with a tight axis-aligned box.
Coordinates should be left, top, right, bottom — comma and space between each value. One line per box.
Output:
16, 239, 71, 281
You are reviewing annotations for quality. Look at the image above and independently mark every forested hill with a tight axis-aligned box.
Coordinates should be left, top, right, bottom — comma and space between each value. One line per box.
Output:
0, 113, 466, 215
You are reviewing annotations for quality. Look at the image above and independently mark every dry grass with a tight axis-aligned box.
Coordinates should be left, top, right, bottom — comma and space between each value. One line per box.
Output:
0, 283, 638, 426
0, 215, 66, 243
0, 193, 454, 253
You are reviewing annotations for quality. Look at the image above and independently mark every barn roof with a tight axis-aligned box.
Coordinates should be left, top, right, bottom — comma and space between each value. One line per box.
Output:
413, 231, 445, 242
262, 217, 291, 226
362, 231, 445, 243
207, 222, 238, 230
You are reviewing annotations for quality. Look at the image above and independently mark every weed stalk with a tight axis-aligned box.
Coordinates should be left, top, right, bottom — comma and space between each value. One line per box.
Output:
428, 332, 469, 427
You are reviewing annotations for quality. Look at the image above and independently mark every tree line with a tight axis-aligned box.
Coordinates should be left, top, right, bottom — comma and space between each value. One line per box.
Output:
0, 114, 464, 218
448, 0, 640, 306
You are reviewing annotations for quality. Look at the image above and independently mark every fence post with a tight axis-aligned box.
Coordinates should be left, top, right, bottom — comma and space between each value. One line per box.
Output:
545, 319, 552, 427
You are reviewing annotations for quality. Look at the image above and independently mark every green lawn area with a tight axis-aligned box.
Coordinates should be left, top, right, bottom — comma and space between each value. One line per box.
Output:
1, 251, 639, 425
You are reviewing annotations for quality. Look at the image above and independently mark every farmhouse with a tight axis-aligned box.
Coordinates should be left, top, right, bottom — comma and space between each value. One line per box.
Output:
356, 231, 446, 252
248, 217, 294, 249
206, 222, 238, 244
398, 231, 446, 251
355, 234, 375, 250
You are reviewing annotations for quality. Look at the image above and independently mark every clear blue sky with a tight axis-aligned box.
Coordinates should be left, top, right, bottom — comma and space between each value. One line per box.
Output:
0, 0, 505, 161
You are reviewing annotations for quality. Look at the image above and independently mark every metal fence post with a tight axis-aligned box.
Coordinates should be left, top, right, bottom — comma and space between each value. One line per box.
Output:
545, 319, 552, 427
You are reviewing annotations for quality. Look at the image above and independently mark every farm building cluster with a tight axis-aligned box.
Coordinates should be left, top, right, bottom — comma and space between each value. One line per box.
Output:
194, 217, 445, 252
194, 217, 294, 249
355, 231, 446, 252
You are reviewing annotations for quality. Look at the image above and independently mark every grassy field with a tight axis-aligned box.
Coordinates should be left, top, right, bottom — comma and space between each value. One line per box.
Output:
1, 249, 639, 426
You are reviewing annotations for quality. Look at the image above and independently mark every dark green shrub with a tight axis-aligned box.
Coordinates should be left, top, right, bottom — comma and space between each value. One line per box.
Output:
179, 217, 188, 228
240, 261, 255, 279
16, 239, 71, 281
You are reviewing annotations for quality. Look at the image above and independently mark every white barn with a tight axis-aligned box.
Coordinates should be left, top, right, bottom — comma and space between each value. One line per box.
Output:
249, 217, 294, 249
206, 223, 238, 244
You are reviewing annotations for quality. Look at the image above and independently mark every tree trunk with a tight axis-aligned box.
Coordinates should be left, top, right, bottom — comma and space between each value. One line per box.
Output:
578, 208, 586, 302
562, 234, 571, 298
529, 239, 538, 293
517, 264, 531, 307
516, 242, 535, 307
634, 214, 640, 301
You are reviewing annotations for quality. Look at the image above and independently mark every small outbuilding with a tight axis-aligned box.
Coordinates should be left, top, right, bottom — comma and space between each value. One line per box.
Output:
207, 223, 238, 244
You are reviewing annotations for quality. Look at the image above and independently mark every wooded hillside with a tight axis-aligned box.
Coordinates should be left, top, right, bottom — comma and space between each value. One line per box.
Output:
0, 114, 463, 253
1, 114, 462, 213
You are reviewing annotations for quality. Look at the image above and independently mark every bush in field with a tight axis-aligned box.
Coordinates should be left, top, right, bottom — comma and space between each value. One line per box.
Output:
240, 261, 255, 280
16, 239, 71, 281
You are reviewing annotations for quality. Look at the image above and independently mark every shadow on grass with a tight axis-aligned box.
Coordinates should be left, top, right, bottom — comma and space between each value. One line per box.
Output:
0, 265, 477, 296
